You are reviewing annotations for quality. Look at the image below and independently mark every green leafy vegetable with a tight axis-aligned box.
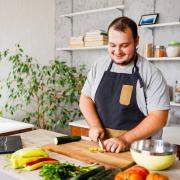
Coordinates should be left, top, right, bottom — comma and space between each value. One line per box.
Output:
39, 162, 95, 180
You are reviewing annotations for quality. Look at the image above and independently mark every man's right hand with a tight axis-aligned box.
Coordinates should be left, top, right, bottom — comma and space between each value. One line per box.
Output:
89, 127, 105, 142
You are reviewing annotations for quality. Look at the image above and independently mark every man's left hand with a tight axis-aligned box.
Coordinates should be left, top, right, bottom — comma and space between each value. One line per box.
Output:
103, 136, 130, 153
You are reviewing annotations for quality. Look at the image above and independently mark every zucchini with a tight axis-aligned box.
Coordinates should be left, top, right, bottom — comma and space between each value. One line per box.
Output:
88, 168, 116, 180
71, 166, 105, 180
54, 135, 81, 145
102, 168, 122, 180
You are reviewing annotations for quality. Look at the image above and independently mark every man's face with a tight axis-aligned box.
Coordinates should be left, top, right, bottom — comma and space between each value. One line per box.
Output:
108, 27, 139, 66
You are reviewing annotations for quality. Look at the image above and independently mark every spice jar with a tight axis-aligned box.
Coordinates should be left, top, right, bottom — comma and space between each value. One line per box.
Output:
175, 81, 180, 103
154, 45, 165, 58
143, 43, 153, 58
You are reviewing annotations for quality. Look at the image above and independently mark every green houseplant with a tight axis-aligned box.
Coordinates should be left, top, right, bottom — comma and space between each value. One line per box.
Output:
0, 45, 86, 130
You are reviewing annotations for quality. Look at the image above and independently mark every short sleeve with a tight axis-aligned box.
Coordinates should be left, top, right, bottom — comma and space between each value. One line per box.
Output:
146, 69, 170, 112
81, 63, 96, 98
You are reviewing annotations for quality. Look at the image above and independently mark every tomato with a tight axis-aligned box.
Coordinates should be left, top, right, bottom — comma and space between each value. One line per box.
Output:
130, 174, 144, 180
115, 171, 131, 180
114, 171, 144, 180
128, 165, 149, 179
146, 173, 169, 180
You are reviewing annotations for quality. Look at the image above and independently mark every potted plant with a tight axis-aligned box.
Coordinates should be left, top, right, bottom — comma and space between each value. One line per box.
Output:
0, 45, 86, 131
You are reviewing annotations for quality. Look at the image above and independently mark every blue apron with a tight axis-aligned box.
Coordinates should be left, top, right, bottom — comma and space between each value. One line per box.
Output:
94, 54, 145, 131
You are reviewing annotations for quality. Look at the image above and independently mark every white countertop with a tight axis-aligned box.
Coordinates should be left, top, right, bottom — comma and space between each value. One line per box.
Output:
0, 117, 34, 133
1, 130, 180, 179
0, 129, 87, 180
69, 119, 89, 128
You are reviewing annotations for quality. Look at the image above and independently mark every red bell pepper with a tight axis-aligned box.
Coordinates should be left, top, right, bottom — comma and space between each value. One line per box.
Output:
26, 157, 58, 166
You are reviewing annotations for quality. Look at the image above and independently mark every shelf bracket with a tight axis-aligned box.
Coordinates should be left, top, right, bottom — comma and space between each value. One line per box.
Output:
116, 8, 124, 11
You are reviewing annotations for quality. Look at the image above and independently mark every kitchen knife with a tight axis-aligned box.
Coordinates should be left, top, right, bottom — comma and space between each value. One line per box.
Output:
98, 138, 105, 150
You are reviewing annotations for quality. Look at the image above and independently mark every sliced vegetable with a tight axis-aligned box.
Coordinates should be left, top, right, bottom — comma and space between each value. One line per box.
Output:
88, 147, 105, 153
26, 157, 58, 166
25, 160, 58, 171
10, 147, 49, 169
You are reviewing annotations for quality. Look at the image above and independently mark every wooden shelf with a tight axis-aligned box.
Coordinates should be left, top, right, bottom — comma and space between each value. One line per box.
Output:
56, 45, 108, 51
60, 5, 124, 18
147, 57, 180, 61
140, 22, 180, 29
170, 101, 180, 107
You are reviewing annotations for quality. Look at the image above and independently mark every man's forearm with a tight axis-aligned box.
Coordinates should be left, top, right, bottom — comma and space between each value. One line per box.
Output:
79, 94, 103, 128
121, 110, 168, 144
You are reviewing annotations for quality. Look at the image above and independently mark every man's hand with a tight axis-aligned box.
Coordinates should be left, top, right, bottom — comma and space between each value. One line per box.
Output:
89, 127, 105, 142
104, 136, 130, 153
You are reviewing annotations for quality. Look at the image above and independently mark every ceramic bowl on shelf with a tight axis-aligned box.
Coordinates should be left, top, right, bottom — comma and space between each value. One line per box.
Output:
130, 139, 177, 171
166, 41, 180, 57
166, 44, 180, 57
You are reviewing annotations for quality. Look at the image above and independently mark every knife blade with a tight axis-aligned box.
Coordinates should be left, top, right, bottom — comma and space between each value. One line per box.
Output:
98, 138, 105, 150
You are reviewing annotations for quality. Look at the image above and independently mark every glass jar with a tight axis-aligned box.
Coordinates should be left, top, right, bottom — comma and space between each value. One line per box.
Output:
154, 45, 165, 58
175, 81, 180, 103
143, 43, 153, 58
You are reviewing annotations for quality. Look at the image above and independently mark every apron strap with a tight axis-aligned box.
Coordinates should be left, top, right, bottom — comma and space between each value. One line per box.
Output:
132, 54, 144, 88
107, 60, 113, 72
132, 54, 148, 114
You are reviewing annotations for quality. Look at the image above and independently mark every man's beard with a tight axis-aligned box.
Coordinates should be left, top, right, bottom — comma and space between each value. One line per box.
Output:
114, 50, 137, 66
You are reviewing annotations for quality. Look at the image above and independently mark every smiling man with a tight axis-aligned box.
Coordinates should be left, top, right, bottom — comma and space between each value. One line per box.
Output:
79, 16, 170, 153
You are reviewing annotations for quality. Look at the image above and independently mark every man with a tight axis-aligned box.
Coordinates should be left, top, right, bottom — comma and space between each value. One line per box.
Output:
79, 16, 170, 153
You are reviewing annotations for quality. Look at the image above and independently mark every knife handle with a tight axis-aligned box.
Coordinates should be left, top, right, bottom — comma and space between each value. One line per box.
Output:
54, 135, 81, 145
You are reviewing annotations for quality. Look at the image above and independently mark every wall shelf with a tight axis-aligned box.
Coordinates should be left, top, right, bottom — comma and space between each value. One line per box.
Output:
170, 101, 180, 107
60, 5, 124, 18
147, 57, 180, 61
56, 46, 108, 51
140, 22, 180, 29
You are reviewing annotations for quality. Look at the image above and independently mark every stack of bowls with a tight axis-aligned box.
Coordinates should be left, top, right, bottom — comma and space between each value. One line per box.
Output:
130, 139, 177, 171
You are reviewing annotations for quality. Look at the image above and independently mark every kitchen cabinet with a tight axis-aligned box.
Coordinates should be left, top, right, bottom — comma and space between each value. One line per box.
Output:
56, 5, 124, 51
69, 119, 89, 136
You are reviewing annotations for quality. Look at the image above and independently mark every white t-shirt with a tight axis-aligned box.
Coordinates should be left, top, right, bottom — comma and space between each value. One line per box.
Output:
82, 54, 170, 116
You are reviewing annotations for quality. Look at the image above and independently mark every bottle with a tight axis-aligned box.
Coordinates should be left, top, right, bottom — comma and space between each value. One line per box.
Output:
175, 81, 180, 103
154, 45, 165, 58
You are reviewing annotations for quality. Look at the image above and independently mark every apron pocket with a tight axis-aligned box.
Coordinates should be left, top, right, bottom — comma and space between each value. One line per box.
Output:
119, 85, 133, 105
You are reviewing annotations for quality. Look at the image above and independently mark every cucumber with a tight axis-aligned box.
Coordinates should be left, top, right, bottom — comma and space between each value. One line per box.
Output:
88, 168, 117, 180
71, 166, 105, 180
102, 168, 122, 180
54, 135, 81, 145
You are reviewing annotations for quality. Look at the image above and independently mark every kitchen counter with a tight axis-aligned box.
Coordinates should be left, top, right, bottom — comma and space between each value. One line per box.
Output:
0, 129, 180, 180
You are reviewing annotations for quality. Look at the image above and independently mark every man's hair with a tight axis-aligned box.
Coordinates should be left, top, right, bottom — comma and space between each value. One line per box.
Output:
108, 16, 138, 40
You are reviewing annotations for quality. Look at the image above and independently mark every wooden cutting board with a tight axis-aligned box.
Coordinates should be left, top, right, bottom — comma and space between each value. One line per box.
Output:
42, 140, 134, 168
